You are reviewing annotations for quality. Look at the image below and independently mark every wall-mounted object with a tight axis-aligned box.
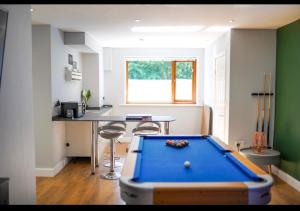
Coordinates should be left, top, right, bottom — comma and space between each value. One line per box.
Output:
65, 67, 82, 81
73, 61, 77, 70
68, 54, 73, 65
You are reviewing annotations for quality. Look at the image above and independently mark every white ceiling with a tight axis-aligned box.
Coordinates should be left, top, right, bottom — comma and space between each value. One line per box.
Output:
31, 4, 300, 48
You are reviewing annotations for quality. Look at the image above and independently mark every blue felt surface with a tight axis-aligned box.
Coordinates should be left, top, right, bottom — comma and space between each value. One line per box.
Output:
132, 136, 262, 183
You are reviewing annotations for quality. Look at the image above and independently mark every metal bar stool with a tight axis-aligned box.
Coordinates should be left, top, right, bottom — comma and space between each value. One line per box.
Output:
98, 122, 126, 180
132, 121, 161, 136
127, 122, 161, 153
99, 121, 126, 168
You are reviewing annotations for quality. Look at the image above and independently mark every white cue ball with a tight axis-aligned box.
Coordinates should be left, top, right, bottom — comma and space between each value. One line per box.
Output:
184, 161, 191, 168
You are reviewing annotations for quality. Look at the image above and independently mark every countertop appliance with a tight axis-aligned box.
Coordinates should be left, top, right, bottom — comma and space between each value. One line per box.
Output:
61, 102, 85, 118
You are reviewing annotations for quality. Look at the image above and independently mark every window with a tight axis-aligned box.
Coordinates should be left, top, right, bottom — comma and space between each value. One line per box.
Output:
126, 59, 196, 104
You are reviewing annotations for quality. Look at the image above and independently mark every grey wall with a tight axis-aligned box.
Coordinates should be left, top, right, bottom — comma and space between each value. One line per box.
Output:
0, 5, 35, 204
32, 25, 53, 168
50, 27, 83, 166
82, 53, 100, 107
229, 29, 276, 147
32, 25, 83, 171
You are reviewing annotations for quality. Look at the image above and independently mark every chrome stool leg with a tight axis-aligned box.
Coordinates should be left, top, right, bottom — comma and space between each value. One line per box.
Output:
103, 161, 123, 168
103, 140, 123, 167
101, 138, 120, 180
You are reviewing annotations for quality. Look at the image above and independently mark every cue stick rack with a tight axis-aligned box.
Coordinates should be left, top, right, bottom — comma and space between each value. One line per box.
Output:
251, 93, 274, 96
251, 71, 274, 153
251, 91, 274, 150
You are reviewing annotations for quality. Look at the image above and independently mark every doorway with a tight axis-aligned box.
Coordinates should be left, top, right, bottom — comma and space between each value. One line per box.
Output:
213, 52, 227, 143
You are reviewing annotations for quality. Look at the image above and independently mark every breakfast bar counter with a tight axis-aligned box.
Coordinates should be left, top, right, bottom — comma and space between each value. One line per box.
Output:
52, 109, 175, 175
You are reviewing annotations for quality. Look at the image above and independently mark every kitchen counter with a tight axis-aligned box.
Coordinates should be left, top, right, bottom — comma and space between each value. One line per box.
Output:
52, 107, 175, 123
52, 106, 113, 121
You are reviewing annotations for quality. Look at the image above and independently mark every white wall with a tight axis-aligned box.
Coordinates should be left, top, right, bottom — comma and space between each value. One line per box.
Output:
0, 5, 36, 204
104, 48, 204, 136
229, 29, 276, 147
204, 32, 231, 143
82, 53, 100, 107
99, 48, 104, 106
51, 27, 82, 116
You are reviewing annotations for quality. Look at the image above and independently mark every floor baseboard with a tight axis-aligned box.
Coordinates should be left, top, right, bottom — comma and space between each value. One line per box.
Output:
36, 157, 71, 177
272, 165, 300, 192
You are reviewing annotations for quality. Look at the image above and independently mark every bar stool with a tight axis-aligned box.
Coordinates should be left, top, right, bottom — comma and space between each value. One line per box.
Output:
98, 122, 126, 180
101, 121, 126, 168
126, 122, 161, 153
132, 121, 161, 136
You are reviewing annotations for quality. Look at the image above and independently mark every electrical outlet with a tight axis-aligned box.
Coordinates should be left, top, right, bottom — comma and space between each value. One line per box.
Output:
234, 140, 248, 151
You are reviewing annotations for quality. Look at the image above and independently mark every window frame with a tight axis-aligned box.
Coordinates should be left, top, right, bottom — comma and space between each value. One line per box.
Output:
125, 59, 197, 104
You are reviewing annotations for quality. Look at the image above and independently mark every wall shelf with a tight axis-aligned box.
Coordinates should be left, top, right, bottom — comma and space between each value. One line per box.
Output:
65, 67, 82, 81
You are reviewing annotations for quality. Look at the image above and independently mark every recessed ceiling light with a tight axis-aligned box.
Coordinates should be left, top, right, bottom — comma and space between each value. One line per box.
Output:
30, 8, 34, 12
131, 26, 203, 33
228, 19, 235, 23
205, 26, 231, 32
135, 19, 141, 22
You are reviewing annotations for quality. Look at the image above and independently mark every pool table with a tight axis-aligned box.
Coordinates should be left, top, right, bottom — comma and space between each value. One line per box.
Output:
119, 135, 273, 205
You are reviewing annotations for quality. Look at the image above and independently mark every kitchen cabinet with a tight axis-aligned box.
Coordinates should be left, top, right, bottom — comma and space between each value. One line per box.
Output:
65, 108, 112, 158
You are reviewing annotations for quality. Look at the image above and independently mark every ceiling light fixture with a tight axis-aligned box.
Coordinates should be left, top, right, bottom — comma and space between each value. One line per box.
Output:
139, 38, 144, 41
228, 19, 235, 23
30, 8, 34, 12
131, 26, 203, 33
205, 26, 231, 32
135, 19, 141, 22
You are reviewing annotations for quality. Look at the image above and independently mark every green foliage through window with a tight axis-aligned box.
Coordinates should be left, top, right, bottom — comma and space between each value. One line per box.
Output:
128, 61, 171, 80
176, 62, 192, 79
128, 61, 193, 80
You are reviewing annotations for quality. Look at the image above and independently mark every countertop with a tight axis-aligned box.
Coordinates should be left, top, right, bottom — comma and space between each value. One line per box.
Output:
52, 107, 175, 122
52, 106, 113, 121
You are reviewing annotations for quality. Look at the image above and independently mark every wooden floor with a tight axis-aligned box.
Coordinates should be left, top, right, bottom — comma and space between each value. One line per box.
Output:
36, 143, 300, 205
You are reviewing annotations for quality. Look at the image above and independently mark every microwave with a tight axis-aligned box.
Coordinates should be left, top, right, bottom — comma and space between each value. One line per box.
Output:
60, 102, 85, 118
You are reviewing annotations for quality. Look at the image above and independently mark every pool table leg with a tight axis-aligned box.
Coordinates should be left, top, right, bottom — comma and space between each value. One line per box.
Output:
164, 122, 170, 135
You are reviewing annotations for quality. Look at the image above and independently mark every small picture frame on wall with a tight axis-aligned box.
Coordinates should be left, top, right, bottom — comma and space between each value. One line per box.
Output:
73, 61, 77, 70
68, 54, 73, 65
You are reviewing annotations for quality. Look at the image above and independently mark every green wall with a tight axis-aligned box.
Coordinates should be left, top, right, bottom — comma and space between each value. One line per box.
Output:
274, 19, 300, 180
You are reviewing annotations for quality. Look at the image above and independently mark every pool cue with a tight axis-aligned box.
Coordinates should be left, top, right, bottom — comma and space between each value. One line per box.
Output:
255, 92, 260, 132
253, 91, 261, 150
256, 91, 260, 132
266, 73, 272, 148
259, 73, 267, 149
261, 73, 267, 134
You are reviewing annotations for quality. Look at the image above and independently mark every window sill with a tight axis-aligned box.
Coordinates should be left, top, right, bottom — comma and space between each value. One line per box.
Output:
119, 103, 203, 107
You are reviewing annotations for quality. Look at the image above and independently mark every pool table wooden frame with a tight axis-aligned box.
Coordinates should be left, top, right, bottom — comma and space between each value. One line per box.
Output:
119, 135, 273, 205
